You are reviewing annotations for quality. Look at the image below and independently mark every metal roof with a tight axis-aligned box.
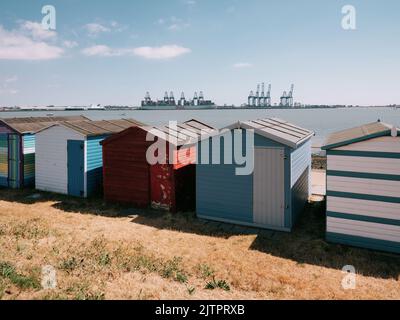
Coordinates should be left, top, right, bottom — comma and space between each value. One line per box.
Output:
40, 119, 144, 137
142, 119, 217, 146
322, 121, 396, 150
0, 115, 89, 134
225, 117, 314, 148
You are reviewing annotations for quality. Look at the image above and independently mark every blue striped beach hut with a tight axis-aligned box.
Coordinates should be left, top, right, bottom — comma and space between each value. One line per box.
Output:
322, 121, 400, 253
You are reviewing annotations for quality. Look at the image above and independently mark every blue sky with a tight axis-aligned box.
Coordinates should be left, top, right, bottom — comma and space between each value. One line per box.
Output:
0, 0, 399, 106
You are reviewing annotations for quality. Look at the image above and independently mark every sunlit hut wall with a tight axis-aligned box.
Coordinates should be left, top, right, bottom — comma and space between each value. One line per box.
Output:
101, 119, 217, 212
322, 121, 400, 253
34, 119, 142, 198
196, 118, 314, 232
0, 116, 89, 188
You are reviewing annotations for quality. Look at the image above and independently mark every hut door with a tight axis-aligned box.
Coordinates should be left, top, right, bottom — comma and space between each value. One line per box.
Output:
67, 140, 84, 197
8, 134, 20, 188
253, 147, 285, 228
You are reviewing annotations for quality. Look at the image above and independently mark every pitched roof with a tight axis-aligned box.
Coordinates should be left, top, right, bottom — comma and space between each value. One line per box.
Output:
225, 117, 314, 148
101, 119, 217, 147
0, 115, 89, 134
141, 119, 217, 146
322, 121, 397, 150
52, 119, 144, 136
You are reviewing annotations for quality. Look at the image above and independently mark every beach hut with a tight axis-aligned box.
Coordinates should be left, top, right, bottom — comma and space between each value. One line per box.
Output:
196, 118, 314, 232
101, 119, 216, 212
0, 116, 88, 188
322, 121, 400, 253
35, 119, 143, 197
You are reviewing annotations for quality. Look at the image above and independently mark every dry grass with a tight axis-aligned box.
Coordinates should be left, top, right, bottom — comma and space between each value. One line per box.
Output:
0, 188, 399, 300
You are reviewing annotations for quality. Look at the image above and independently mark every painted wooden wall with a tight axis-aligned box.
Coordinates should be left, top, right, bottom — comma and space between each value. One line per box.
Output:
35, 126, 84, 195
326, 135, 400, 253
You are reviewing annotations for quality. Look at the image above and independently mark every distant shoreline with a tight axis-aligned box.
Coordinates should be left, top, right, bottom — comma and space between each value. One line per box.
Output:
1, 105, 398, 112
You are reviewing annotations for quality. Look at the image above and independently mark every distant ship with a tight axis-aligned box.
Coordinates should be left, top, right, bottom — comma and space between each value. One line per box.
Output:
140, 91, 216, 110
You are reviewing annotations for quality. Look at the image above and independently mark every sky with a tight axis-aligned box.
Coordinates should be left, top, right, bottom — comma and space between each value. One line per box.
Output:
0, 0, 399, 107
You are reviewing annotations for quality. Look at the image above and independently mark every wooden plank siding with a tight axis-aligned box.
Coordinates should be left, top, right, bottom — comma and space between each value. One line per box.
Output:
196, 126, 312, 232
35, 126, 84, 195
102, 128, 151, 207
325, 134, 400, 253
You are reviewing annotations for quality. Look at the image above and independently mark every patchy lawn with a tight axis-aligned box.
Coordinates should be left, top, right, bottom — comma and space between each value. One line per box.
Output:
0, 188, 399, 300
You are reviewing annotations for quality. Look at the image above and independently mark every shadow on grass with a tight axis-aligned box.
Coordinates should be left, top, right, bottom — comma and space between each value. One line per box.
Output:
0, 187, 257, 239
0, 188, 141, 218
250, 200, 400, 280
1, 188, 399, 279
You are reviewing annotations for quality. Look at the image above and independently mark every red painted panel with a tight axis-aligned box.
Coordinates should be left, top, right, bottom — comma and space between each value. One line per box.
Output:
102, 127, 151, 207
103, 126, 196, 212
150, 164, 175, 212
173, 146, 196, 170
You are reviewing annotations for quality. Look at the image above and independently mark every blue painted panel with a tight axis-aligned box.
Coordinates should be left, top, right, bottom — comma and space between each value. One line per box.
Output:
86, 135, 108, 196
291, 166, 309, 226
197, 163, 253, 223
23, 134, 35, 153
327, 191, 400, 204
196, 130, 253, 223
197, 129, 298, 229
67, 140, 84, 197
0, 177, 7, 187
326, 232, 400, 254
326, 150, 400, 159
254, 134, 286, 148
290, 139, 311, 187
327, 170, 400, 181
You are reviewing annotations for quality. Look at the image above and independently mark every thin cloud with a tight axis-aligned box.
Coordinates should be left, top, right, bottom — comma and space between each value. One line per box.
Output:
0, 88, 18, 95
63, 40, 78, 48
81, 45, 126, 57
84, 21, 127, 37
233, 62, 253, 68
82, 44, 191, 60
1, 75, 18, 95
133, 45, 191, 59
84, 23, 110, 37
20, 20, 57, 41
184, 0, 196, 5
5, 75, 18, 83
0, 24, 63, 60
157, 17, 190, 31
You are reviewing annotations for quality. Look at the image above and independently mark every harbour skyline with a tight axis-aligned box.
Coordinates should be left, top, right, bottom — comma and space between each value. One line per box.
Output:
0, 0, 400, 107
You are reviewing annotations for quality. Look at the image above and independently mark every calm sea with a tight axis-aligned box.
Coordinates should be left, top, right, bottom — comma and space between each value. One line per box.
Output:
1, 107, 399, 151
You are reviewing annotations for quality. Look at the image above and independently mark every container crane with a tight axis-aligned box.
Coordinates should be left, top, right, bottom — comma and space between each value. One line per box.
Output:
266, 84, 272, 107
248, 90, 254, 106
288, 84, 294, 107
